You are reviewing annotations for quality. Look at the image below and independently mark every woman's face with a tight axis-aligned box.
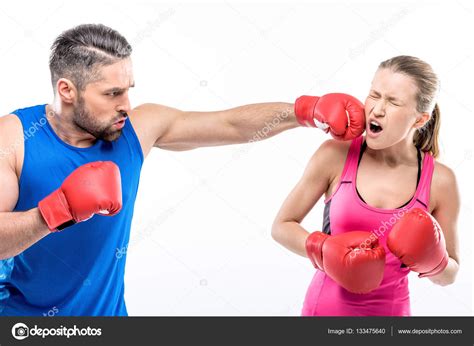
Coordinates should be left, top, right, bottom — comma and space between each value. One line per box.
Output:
365, 68, 428, 150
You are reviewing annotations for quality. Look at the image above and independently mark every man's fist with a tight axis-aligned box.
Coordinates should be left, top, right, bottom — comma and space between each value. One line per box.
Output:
38, 161, 122, 231
295, 93, 365, 140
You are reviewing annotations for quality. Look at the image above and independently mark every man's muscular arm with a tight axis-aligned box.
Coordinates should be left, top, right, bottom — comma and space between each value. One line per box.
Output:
0, 209, 50, 259
0, 115, 50, 259
129, 94, 365, 157
129, 102, 297, 156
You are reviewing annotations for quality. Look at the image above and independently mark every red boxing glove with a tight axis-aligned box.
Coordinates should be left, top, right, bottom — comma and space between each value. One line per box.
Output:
387, 208, 449, 278
295, 93, 365, 140
38, 161, 122, 232
306, 231, 385, 294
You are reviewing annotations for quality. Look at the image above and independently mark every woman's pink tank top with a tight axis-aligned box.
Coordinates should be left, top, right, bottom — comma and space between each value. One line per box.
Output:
301, 136, 434, 316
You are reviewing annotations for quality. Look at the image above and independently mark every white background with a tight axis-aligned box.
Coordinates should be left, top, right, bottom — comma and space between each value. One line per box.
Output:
0, 0, 472, 316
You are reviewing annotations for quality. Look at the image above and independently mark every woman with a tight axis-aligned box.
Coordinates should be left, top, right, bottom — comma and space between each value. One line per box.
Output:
272, 56, 460, 316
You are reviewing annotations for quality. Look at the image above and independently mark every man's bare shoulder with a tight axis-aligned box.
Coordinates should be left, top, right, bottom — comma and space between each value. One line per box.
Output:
0, 114, 23, 165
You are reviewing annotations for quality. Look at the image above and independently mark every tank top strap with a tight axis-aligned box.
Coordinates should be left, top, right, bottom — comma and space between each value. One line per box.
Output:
413, 152, 434, 209
340, 135, 364, 183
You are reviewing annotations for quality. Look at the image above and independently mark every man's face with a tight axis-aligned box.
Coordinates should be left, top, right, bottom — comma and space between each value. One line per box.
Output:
73, 58, 135, 142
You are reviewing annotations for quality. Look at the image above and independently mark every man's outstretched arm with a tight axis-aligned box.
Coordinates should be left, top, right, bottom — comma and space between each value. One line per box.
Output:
129, 94, 365, 156
129, 102, 296, 154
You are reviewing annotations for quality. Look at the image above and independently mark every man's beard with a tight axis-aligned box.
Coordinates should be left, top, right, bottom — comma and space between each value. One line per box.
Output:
72, 96, 125, 142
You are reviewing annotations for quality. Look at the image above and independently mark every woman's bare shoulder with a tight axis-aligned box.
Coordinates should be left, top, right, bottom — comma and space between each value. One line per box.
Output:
430, 159, 459, 210
305, 138, 353, 182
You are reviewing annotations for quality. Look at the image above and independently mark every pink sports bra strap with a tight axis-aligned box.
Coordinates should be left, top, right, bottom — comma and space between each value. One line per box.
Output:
340, 136, 364, 183
414, 152, 434, 208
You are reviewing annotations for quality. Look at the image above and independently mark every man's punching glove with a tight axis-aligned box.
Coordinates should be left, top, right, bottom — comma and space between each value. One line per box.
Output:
38, 161, 122, 231
295, 93, 365, 140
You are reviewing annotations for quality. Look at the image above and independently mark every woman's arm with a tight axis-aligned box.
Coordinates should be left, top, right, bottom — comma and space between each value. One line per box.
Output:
271, 140, 348, 257
428, 162, 461, 286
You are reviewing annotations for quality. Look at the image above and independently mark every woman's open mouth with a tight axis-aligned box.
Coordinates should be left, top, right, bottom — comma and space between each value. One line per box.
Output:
368, 120, 383, 137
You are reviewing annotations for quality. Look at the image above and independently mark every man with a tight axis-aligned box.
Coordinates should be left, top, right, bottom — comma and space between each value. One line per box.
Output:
0, 24, 365, 316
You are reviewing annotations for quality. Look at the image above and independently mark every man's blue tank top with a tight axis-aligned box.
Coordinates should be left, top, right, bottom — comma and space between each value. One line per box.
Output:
0, 104, 143, 316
